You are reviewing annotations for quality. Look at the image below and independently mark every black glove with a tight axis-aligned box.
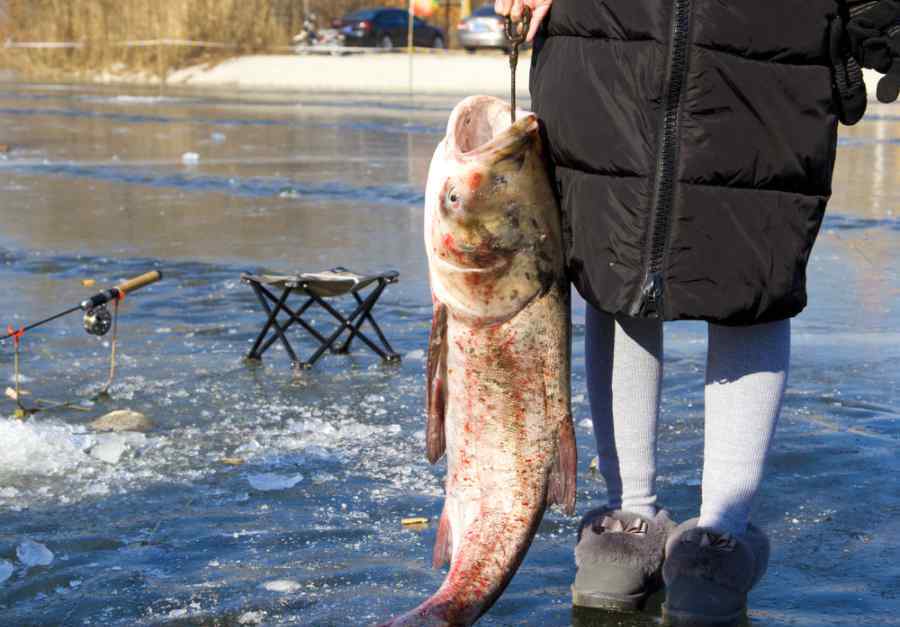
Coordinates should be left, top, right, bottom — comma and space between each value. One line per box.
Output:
845, 0, 900, 103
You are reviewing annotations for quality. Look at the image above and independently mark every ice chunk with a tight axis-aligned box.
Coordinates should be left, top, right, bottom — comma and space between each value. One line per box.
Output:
236, 440, 262, 455
0, 560, 13, 583
262, 579, 301, 593
248, 473, 303, 491
181, 152, 200, 165
210, 132, 227, 143
16, 540, 54, 567
303, 445, 334, 461
238, 610, 266, 624
405, 349, 425, 360
278, 188, 301, 199
89, 434, 127, 464
578, 418, 593, 430
0, 487, 19, 498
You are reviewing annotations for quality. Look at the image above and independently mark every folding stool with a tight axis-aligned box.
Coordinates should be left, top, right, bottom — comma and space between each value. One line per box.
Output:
241, 268, 401, 369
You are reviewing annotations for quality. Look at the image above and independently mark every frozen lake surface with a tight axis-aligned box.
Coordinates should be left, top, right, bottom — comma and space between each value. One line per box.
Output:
0, 83, 898, 626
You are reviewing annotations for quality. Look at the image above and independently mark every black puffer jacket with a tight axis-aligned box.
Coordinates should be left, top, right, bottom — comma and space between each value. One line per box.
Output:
531, 1, 844, 325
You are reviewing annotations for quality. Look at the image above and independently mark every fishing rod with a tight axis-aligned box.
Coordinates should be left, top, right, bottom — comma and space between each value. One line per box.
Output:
2, 270, 162, 341
3, 270, 163, 416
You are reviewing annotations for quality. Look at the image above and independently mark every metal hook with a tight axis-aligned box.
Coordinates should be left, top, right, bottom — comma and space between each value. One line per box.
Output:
505, 6, 532, 124
505, 6, 532, 44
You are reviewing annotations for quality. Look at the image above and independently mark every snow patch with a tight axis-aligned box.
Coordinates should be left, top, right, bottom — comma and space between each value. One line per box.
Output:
0, 419, 92, 475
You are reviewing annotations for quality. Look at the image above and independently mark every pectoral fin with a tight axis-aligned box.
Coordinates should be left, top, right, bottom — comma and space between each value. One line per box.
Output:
426, 300, 448, 464
547, 417, 577, 515
432, 505, 453, 569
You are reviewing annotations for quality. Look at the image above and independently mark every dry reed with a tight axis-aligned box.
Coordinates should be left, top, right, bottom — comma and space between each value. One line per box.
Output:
0, 0, 293, 78
0, 0, 465, 79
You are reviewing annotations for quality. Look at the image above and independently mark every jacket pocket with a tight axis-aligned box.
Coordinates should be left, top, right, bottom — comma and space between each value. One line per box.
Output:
829, 13, 868, 125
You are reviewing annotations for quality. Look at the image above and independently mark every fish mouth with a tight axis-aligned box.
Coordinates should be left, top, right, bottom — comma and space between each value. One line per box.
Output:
431, 252, 511, 275
446, 95, 538, 165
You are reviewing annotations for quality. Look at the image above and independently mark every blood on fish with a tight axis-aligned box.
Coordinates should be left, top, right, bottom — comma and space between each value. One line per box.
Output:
384, 97, 572, 627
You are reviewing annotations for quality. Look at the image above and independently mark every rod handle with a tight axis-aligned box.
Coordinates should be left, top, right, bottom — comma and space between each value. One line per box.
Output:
116, 270, 162, 295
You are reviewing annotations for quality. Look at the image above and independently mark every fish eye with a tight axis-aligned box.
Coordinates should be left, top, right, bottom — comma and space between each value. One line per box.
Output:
446, 187, 459, 205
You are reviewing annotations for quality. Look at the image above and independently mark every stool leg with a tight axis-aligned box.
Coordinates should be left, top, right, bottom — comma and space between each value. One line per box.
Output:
248, 285, 301, 365
363, 291, 400, 361
246, 282, 279, 360
303, 287, 383, 364
255, 295, 316, 357
336, 283, 400, 362
334, 286, 384, 353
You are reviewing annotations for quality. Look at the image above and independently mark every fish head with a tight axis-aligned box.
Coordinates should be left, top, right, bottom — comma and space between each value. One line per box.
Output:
426, 96, 562, 325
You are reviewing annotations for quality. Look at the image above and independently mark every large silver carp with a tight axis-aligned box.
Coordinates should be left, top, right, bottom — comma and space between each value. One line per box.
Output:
382, 95, 576, 626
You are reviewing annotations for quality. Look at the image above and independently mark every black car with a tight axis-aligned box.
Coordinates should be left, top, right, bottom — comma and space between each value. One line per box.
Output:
338, 8, 445, 49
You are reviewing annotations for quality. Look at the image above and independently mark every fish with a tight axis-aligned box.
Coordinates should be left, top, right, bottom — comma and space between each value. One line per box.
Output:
381, 95, 576, 626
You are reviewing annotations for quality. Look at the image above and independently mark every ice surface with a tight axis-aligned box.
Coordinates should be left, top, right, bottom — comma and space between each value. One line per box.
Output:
0, 560, 13, 583
2, 84, 895, 627
16, 540, 54, 567
247, 473, 303, 491
262, 579, 301, 593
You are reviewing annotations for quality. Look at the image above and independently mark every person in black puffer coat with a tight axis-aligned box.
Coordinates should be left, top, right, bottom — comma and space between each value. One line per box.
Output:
493, 0, 898, 623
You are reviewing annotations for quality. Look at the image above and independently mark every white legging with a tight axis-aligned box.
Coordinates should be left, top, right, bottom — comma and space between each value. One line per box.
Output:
585, 305, 790, 536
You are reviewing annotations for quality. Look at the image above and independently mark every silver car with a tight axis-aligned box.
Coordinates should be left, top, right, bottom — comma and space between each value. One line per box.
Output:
457, 4, 524, 53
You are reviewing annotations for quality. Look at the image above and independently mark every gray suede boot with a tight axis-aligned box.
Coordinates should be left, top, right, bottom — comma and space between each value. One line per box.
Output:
572, 508, 676, 611
662, 518, 770, 625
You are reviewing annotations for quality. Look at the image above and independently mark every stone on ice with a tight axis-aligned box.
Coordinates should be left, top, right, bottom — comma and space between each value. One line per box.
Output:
89, 409, 154, 432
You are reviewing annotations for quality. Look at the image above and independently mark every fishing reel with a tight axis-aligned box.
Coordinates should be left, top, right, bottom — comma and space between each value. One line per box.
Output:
1, 270, 162, 342
83, 305, 113, 336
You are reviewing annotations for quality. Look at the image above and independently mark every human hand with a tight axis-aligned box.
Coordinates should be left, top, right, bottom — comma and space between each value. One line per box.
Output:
494, 0, 552, 42
845, 0, 900, 102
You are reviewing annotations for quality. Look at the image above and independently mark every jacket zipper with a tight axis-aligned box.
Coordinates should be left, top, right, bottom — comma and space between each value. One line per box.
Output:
630, 0, 693, 317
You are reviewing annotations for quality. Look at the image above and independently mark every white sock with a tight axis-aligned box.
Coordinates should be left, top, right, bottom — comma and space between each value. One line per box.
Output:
585, 305, 662, 519
699, 319, 790, 536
